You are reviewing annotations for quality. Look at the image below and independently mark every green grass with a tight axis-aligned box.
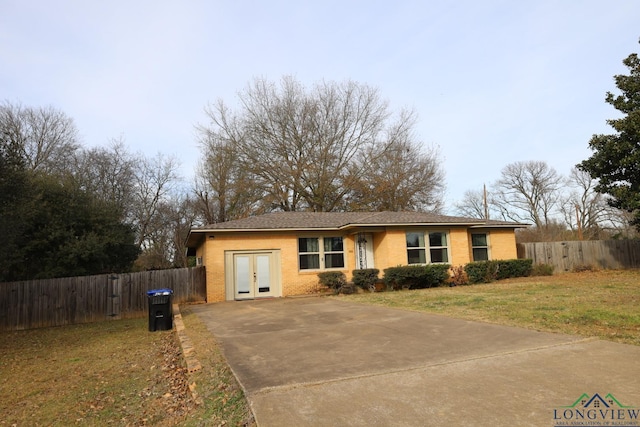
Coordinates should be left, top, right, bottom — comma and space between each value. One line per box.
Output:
336, 270, 640, 346
0, 319, 176, 425
0, 315, 254, 426
3, 270, 638, 425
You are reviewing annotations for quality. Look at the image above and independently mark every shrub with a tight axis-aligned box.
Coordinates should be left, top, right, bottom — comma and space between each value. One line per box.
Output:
573, 264, 597, 273
421, 264, 451, 288
383, 264, 451, 290
464, 261, 499, 284
352, 269, 380, 290
317, 271, 347, 293
495, 259, 533, 280
382, 266, 410, 290
449, 265, 469, 286
531, 263, 554, 276
465, 259, 533, 283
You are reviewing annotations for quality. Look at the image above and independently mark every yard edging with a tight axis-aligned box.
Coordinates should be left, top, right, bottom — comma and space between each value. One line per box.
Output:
173, 304, 203, 405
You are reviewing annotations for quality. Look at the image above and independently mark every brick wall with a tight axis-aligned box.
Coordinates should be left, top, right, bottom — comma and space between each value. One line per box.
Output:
375, 229, 407, 267
450, 228, 472, 266
486, 228, 518, 260
200, 226, 519, 302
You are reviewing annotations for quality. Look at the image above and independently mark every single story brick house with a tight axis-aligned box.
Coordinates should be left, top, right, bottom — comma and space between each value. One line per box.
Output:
185, 211, 527, 302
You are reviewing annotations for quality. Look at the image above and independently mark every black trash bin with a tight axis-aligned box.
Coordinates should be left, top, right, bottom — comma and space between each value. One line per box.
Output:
146, 288, 173, 331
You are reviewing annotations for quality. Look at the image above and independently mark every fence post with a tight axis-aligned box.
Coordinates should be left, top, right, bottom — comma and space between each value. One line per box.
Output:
107, 274, 121, 320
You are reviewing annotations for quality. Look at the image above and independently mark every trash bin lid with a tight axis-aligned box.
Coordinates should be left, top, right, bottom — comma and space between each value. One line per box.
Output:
146, 288, 173, 296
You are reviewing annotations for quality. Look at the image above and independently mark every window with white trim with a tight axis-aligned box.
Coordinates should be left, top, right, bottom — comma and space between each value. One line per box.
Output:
406, 232, 426, 264
406, 231, 449, 264
298, 237, 345, 270
428, 232, 449, 263
471, 233, 489, 261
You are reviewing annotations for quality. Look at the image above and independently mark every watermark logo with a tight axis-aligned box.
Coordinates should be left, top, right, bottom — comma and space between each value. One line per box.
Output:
553, 393, 640, 426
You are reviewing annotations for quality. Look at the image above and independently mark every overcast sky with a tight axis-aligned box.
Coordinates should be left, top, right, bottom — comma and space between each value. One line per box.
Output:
1, 1, 639, 211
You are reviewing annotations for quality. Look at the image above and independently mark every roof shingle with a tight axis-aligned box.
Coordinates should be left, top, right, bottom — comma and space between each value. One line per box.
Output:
192, 211, 525, 231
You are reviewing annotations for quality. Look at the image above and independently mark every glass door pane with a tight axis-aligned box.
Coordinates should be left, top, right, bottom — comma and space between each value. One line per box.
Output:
256, 254, 271, 293
235, 255, 251, 295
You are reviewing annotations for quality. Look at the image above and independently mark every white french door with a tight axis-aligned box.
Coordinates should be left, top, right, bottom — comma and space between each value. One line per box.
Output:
234, 253, 275, 299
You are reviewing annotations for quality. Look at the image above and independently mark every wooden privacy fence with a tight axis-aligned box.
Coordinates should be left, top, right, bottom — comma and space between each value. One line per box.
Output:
0, 266, 206, 331
517, 240, 640, 273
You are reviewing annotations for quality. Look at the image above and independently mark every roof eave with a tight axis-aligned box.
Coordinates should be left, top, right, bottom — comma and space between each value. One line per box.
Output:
189, 221, 527, 234
469, 223, 530, 229
185, 230, 206, 248
189, 226, 346, 233
351, 222, 490, 228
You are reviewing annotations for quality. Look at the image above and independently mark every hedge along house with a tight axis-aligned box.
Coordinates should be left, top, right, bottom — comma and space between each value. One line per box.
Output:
185, 211, 527, 302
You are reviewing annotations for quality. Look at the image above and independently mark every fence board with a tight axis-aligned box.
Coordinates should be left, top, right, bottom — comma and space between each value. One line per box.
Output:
0, 267, 206, 331
517, 240, 640, 273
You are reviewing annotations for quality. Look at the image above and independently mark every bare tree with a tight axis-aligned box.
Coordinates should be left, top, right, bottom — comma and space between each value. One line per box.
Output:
562, 168, 640, 239
73, 142, 185, 267
195, 112, 264, 224
459, 161, 639, 242
0, 102, 80, 174
133, 193, 197, 270
455, 188, 492, 219
197, 76, 444, 213
606, 209, 640, 239
347, 111, 444, 211
72, 138, 137, 219
130, 153, 181, 250
169, 195, 200, 267
493, 160, 563, 228
559, 168, 611, 239
241, 77, 389, 211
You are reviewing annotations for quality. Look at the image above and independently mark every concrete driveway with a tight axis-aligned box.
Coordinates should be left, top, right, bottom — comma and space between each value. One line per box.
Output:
190, 297, 640, 426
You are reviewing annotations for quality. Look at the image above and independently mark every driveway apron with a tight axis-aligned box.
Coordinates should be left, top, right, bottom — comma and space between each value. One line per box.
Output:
190, 297, 640, 426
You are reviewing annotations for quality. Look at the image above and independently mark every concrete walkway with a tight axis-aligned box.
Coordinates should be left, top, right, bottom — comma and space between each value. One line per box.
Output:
190, 297, 640, 426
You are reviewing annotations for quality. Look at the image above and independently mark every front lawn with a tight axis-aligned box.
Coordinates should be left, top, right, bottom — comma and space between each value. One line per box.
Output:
337, 270, 640, 346
3, 270, 638, 425
0, 314, 254, 426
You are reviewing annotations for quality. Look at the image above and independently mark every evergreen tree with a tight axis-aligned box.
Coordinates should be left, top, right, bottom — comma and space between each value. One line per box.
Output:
2, 173, 139, 281
579, 42, 640, 228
